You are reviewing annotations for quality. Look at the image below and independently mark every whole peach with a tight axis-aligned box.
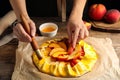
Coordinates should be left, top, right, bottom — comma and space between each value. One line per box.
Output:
89, 4, 107, 20
104, 9, 120, 23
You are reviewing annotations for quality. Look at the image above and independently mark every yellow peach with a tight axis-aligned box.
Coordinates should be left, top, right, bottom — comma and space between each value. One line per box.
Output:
58, 62, 68, 77
37, 58, 46, 70
50, 62, 60, 77
49, 48, 65, 56
40, 42, 49, 48
41, 57, 51, 73
32, 53, 39, 65
67, 51, 80, 60
67, 63, 77, 77
49, 43, 61, 48
52, 51, 67, 58
73, 62, 88, 75
58, 41, 67, 51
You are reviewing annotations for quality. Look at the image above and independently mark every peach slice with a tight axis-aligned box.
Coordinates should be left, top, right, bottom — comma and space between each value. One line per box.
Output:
73, 62, 88, 75
50, 62, 60, 77
50, 62, 56, 74
57, 54, 68, 61
83, 41, 97, 59
78, 40, 85, 46
41, 57, 50, 73
73, 63, 83, 75
67, 51, 80, 60
45, 47, 52, 56
32, 53, 39, 65
67, 63, 77, 77
58, 62, 68, 77
70, 59, 78, 67
58, 41, 67, 51
48, 43, 61, 48
49, 48, 65, 56
75, 44, 85, 57
40, 47, 51, 56
67, 44, 85, 61
37, 58, 46, 70
72, 65, 81, 76
40, 42, 49, 48
51, 51, 67, 58
75, 44, 82, 51
81, 59, 95, 71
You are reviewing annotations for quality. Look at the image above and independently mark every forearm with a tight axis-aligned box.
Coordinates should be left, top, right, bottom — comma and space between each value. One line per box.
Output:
69, 0, 87, 20
9, 0, 30, 21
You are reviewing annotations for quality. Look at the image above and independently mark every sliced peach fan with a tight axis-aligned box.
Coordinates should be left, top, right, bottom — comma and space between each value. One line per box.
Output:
32, 38, 98, 77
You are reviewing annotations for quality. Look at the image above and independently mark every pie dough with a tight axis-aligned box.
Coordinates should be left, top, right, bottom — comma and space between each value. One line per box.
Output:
32, 38, 98, 77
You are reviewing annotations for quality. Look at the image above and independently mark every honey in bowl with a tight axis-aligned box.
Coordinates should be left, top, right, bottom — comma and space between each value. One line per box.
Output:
39, 22, 58, 37
42, 25, 56, 32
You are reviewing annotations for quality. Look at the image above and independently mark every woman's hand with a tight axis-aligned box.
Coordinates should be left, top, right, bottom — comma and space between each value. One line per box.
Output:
66, 19, 89, 48
13, 19, 36, 42
66, 0, 88, 48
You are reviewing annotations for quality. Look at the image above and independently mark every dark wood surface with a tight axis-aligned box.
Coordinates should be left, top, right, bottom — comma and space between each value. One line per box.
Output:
0, 17, 120, 80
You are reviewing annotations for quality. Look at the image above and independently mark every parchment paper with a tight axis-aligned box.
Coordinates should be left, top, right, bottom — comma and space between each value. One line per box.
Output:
11, 36, 120, 80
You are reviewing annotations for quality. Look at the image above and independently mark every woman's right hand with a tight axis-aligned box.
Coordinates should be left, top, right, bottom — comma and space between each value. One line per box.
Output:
13, 19, 36, 42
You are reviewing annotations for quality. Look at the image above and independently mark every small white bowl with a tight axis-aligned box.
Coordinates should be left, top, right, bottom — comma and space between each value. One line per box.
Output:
39, 22, 58, 37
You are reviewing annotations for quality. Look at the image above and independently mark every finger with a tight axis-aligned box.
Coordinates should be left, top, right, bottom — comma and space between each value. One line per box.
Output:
13, 28, 19, 39
79, 28, 85, 39
29, 21, 36, 37
13, 29, 24, 41
13, 25, 23, 40
84, 27, 89, 37
77, 34, 82, 43
72, 27, 79, 48
76, 28, 84, 43
16, 23, 32, 42
66, 25, 72, 43
82, 25, 89, 38
77, 26, 89, 43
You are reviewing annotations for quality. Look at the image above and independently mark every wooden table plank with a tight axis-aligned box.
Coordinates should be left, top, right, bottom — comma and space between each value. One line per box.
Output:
0, 39, 18, 80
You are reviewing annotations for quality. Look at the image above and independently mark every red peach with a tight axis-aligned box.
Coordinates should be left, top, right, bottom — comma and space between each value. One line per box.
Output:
104, 9, 120, 23
89, 4, 107, 20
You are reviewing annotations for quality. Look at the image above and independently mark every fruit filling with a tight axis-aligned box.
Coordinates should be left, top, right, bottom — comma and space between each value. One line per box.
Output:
32, 38, 98, 77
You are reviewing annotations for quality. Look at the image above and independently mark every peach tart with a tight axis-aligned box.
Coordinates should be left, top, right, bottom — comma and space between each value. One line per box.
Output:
32, 38, 98, 77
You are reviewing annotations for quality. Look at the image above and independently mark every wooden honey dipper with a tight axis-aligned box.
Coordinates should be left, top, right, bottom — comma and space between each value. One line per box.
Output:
20, 15, 42, 59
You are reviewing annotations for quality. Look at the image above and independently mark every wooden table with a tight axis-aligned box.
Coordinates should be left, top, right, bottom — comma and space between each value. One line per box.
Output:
0, 17, 120, 80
